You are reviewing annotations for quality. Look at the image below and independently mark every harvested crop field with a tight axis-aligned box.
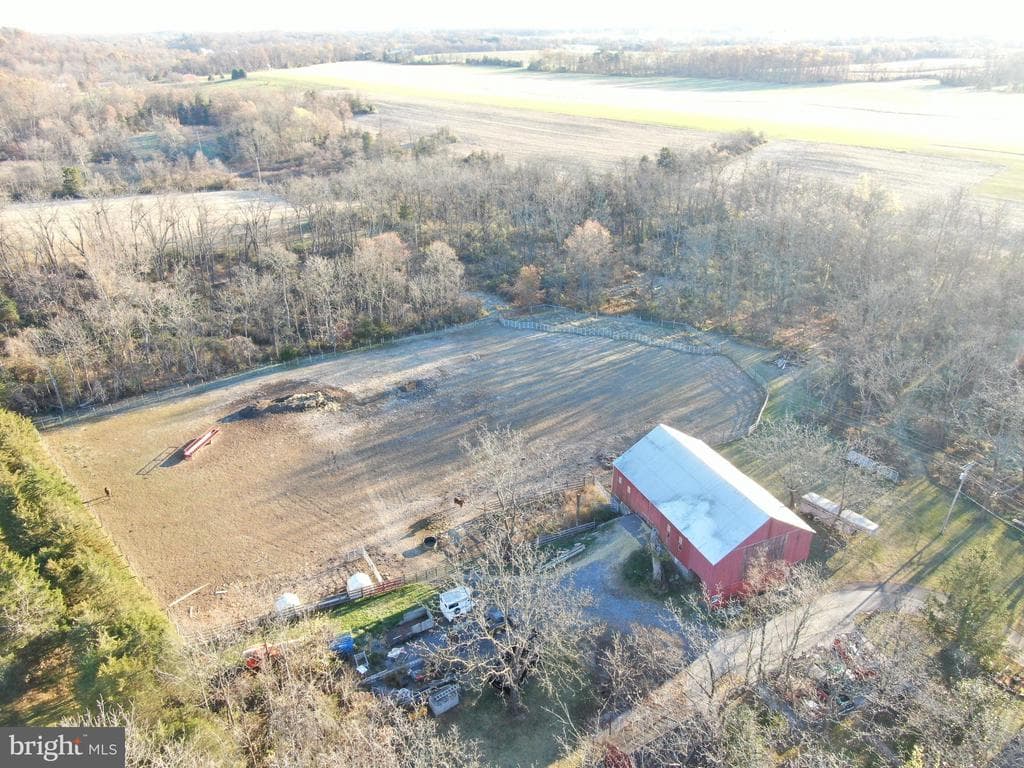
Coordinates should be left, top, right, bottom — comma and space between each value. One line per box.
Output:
45, 320, 762, 625
361, 97, 719, 172
255, 61, 1024, 204
356, 99, 1019, 210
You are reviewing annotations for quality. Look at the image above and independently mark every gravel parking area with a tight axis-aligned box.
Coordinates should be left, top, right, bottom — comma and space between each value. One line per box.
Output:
562, 516, 682, 634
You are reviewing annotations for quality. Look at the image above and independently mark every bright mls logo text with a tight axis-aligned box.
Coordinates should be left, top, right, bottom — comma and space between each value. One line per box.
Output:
2, 728, 124, 767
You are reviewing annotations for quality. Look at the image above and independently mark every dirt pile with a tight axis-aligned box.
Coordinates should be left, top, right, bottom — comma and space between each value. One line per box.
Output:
228, 386, 351, 420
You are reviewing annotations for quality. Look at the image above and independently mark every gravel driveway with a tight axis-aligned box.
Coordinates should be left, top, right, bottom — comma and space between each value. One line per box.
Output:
561, 515, 682, 634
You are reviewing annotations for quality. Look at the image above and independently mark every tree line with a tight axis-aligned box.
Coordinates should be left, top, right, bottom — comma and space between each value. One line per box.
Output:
523, 42, 1024, 87
527, 46, 853, 83
0, 409, 175, 720
0, 76, 372, 200
0, 197, 470, 411
2, 137, 1022, 493
940, 52, 1024, 91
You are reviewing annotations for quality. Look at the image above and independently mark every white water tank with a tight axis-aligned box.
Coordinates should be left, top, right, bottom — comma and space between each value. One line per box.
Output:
346, 572, 374, 598
274, 592, 301, 613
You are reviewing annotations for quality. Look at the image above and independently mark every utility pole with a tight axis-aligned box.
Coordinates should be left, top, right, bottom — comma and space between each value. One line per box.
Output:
941, 461, 975, 534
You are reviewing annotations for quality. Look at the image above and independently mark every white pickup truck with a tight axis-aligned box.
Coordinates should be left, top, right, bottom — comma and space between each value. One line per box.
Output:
438, 585, 474, 622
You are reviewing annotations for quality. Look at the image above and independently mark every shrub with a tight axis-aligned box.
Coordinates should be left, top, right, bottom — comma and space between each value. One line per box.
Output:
0, 409, 174, 719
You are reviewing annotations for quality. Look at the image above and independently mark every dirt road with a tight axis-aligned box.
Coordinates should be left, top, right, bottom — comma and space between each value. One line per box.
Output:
604, 582, 928, 752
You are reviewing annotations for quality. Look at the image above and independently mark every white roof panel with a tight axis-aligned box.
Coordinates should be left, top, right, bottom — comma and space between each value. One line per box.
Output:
613, 424, 813, 565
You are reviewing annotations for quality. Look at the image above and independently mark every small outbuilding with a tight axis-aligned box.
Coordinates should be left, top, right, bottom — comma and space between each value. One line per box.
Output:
612, 424, 814, 599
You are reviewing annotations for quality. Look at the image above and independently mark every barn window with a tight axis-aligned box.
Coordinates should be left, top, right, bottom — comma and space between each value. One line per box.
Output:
625, 485, 631, 495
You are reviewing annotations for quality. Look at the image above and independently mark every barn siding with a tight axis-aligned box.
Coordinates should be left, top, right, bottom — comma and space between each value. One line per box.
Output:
613, 466, 813, 599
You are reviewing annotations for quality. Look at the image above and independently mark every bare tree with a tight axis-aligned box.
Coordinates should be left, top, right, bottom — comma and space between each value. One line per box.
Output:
459, 424, 537, 546
433, 533, 594, 713
743, 415, 841, 508
563, 219, 616, 309
431, 427, 594, 713
177, 624, 482, 768
63, 701, 212, 768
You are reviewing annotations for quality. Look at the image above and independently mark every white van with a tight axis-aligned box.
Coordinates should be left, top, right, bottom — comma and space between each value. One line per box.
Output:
439, 586, 474, 622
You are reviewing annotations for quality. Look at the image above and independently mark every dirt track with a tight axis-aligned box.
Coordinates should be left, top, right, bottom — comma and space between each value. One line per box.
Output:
46, 320, 761, 624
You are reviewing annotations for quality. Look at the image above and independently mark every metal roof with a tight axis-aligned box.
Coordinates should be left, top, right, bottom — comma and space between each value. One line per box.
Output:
613, 424, 814, 565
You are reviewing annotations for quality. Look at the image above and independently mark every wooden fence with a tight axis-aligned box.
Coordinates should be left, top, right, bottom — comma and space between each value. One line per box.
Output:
180, 478, 607, 644
536, 521, 598, 546
182, 565, 452, 644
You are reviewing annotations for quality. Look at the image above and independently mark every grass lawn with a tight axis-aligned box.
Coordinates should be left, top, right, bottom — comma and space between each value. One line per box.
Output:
975, 155, 1024, 201
620, 547, 699, 607
714, 340, 1024, 629
722, 432, 1024, 631
442, 679, 599, 768
223, 582, 440, 659
326, 582, 439, 637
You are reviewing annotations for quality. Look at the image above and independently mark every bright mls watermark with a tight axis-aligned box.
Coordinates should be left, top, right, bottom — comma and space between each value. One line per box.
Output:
1, 728, 124, 767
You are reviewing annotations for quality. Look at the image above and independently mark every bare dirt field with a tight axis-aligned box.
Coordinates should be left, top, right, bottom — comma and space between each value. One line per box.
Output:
45, 320, 761, 625
362, 98, 720, 171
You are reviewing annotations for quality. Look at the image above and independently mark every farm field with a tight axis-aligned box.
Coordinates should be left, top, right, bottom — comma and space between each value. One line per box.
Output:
251, 61, 1024, 203
357, 97, 718, 173
45, 320, 761, 626
343, 98, 1008, 207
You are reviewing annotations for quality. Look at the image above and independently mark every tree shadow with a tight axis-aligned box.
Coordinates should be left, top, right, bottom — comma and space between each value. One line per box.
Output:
407, 515, 432, 536
402, 544, 429, 559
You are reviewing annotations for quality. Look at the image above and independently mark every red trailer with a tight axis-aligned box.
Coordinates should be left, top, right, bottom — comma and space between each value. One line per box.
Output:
612, 424, 814, 600
183, 428, 220, 460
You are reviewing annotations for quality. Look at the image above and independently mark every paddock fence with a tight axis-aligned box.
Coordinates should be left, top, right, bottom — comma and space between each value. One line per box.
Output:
178, 476, 612, 644
497, 315, 723, 356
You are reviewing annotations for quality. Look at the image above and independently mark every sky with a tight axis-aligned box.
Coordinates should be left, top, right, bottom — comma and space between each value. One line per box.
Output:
4, 0, 1023, 41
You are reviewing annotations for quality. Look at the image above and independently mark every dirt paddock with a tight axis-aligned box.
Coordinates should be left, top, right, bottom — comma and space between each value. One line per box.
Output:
45, 320, 762, 625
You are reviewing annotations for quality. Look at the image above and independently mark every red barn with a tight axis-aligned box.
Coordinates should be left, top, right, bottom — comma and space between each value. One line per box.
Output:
612, 424, 814, 599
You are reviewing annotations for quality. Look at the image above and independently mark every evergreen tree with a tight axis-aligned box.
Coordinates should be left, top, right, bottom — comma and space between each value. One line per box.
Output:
927, 544, 1009, 668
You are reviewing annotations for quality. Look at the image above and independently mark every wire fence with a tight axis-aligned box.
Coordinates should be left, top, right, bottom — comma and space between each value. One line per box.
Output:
498, 301, 774, 444
716, 346, 771, 440
182, 567, 453, 645
35, 302, 745, 432
498, 317, 723, 355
